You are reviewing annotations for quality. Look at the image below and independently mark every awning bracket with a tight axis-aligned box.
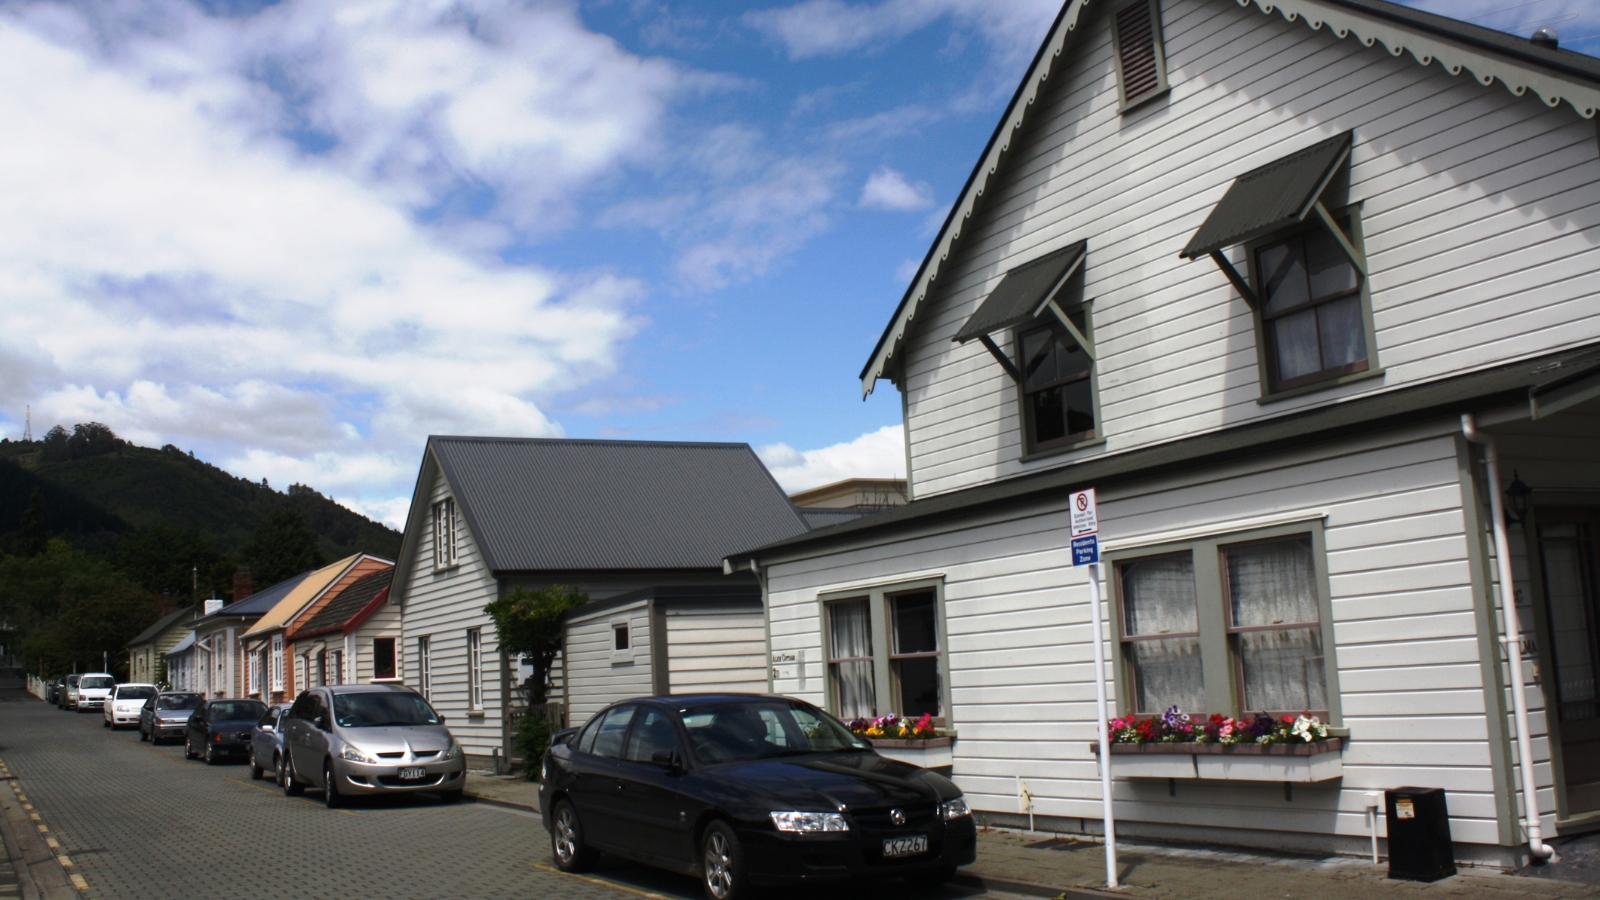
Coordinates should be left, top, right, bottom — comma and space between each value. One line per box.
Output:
978, 334, 1023, 384
1209, 251, 1259, 308
1042, 298, 1095, 360
1312, 201, 1367, 276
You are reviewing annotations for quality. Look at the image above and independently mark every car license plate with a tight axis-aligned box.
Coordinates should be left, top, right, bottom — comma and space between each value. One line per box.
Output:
399, 767, 426, 780
882, 835, 928, 858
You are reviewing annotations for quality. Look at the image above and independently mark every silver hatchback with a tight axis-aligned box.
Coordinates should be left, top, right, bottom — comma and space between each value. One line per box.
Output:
278, 684, 466, 808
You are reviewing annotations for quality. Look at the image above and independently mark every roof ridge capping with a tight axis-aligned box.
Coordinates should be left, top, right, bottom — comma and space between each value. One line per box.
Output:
430, 435, 754, 450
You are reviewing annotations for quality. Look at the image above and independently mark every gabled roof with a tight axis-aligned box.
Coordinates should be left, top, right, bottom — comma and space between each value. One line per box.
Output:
294, 569, 394, 638
399, 437, 809, 578
242, 555, 361, 638
189, 570, 313, 628
859, 0, 1600, 392
125, 604, 199, 649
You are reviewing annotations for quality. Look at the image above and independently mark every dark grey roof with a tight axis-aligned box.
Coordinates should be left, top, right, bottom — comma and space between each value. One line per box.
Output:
1181, 132, 1351, 259
797, 508, 874, 529
741, 341, 1600, 563
430, 437, 809, 573
189, 571, 312, 628
1325, 0, 1600, 85
952, 240, 1087, 343
125, 605, 199, 649
567, 583, 762, 621
296, 569, 393, 637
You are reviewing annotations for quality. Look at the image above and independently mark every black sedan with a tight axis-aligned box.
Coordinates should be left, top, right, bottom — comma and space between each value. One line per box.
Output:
539, 695, 975, 900
184, 699, 268, 765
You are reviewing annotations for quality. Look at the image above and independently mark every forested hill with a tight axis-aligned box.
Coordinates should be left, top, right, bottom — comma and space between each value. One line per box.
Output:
0, 425, 400, 566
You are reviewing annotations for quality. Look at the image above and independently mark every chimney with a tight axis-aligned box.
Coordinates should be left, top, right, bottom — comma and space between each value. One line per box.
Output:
233, 568, 253, 602
204, 597, 225, 616
155, 590, 174, 616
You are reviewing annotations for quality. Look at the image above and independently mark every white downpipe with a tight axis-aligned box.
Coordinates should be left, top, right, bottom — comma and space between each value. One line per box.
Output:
1461, 414, 1555, 862
1087, 562, 1119, 888
1364, 792, 1382, 864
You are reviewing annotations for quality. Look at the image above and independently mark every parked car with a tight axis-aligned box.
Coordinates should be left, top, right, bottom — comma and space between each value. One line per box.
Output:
44, 677, 62, 704
73, 673, 115, 713
57, 674, 80, 710
540, 695, 974, 900
185, 699, 269, 764
248, 704, 293, 781
103, 683, 157, 729
278, 684, 465, 808
141, 691, 203, 744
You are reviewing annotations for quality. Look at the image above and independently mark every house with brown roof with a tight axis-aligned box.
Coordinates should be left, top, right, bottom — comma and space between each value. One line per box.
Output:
285, 567, 400, 692
238, 554, 390, 702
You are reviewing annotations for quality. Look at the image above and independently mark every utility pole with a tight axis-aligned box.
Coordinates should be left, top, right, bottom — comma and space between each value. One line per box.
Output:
193, 566, 199, 606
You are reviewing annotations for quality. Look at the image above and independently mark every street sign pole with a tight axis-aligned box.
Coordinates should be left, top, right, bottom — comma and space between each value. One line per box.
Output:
1070, 488, 1116, 889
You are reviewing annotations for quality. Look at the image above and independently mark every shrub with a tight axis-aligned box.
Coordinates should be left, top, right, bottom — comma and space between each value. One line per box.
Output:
514, 712, 555, 781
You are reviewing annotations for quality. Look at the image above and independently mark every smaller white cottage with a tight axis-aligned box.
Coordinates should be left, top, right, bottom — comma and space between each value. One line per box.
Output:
563, 585, 767, 722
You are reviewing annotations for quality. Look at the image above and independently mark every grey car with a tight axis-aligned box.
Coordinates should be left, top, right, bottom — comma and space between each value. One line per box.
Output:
58, 674, 80, 710
248, 704, 293, 781
279, 684, 466, 808
140, 691, 203, 744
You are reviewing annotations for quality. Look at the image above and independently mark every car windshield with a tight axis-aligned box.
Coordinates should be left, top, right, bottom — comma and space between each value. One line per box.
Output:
679, 701, 868, 764
208, 701, 267, 721
332, 692, 440, 728
66, 675, 79, 686
79, 676, 114, 689
116, 686, 156, 701
157, 695, 201, 710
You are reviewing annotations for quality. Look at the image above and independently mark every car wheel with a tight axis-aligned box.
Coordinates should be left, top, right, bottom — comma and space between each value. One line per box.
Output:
323, 762, 342, 809
550, 800, 594, 873
282, 756, 304, 797
205, 743, 217, 765
184, 737, 196, 760
904, 866, 958, 890
140, 725, 149, 742
701, 821, 747, 900
102, 718, 110, 728
249, 753, 264, 781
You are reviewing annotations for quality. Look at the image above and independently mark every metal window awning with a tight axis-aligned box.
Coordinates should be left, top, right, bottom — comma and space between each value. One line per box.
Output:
953, 240, 1090, 382
1179, 132, 1361, 307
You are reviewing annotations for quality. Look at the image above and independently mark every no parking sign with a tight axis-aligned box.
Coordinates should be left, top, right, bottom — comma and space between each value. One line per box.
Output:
1070, 488, 1098, 566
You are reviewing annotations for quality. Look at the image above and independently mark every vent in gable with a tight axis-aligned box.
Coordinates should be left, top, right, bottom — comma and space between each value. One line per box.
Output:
1112, 0, 1169, 111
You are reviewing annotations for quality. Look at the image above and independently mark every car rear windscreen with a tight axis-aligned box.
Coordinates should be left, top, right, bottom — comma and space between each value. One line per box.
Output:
208, 701, 267, 721
116, 686, 157, 700
157, 694, 202, 710
79, 676, 114, 689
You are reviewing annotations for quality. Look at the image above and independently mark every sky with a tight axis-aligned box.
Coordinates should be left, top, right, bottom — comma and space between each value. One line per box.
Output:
0, 0, 1594, 529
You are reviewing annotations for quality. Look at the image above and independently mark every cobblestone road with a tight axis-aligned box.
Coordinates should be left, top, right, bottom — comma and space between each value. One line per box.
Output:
0, 698, 1010, 900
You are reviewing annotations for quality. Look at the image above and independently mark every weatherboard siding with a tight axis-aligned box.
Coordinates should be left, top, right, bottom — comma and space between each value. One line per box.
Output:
899, 0, 1600, 499
564, 601, 653, 724
764, 425, 1519, 847
351, 602, 402, 684
398, 464, 504, 757
664, 606, 767, 695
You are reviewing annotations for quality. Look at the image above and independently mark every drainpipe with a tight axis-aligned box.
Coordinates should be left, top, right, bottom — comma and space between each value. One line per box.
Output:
1461, 414, 1555, 862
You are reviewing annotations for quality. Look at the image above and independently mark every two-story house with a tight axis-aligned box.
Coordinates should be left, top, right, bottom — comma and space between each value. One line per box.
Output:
727, 0, 1600, 868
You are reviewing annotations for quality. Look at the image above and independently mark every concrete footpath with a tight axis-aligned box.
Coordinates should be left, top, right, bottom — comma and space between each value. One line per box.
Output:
465, 774, 1600, 900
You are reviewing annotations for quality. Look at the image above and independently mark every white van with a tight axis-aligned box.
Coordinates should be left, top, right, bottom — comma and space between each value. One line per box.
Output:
74, 673, 115, 713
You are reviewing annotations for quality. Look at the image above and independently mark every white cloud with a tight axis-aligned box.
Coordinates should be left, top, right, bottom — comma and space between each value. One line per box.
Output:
860, 166, 933, 210
758, 424, 906, 493
744, 0, 1062, 62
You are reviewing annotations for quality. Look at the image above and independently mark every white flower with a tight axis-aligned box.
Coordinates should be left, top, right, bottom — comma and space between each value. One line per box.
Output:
1291, 715, 1325, 742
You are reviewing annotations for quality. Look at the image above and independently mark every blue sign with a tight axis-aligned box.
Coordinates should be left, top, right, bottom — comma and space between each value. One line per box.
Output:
1072, 534, 1100, 566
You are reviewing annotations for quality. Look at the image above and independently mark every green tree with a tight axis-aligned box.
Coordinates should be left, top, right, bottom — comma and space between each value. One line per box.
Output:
241, 508, 326, 587
13, 490, 47, 557
118, 525, 227, 599
483, 585, 587, 705
0, 540, 158, 678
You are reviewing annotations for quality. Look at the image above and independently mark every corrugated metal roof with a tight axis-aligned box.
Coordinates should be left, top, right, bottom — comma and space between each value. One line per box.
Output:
952, 240, 1087, 343
242, 555, 360, 637
1180, 132, 1352, 259
165, 632, 196, 656
190, 570, 312, 627
798, 508, 873, 529
738, 341, 1600, 563
126, 605, 199, 648
431, 437, 809, 573
297, 569, 393, 636
566, 583, 762, 623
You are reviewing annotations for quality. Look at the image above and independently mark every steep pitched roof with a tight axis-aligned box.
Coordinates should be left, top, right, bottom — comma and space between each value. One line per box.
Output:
190, 570, 313, 628
859, 0, 1600, 393
420, 437, 809, 573
294, 569, 394, 637
125, 604, 199, 649
242, 555, 361, 638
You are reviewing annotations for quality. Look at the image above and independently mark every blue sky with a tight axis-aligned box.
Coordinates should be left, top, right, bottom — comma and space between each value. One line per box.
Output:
0, 0, 1594, 527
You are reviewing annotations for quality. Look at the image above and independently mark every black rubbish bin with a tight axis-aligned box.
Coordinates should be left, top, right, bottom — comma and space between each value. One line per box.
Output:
1386, 786, 1456, 882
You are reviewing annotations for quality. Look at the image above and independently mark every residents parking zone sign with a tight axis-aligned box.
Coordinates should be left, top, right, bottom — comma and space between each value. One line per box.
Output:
1070, 488, 1098, 566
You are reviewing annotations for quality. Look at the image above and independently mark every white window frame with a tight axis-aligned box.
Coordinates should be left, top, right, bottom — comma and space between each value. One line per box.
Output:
467, 628, 484, 712
817, 577, 951, 726
610, 618, 636, 664
271, 635, 284, 693
433, 498, 459, 570
373, 636, 400, 681
418, 636, 432, 700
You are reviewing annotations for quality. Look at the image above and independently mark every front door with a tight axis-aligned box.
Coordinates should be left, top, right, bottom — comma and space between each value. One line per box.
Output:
1537, 510, 1600, 817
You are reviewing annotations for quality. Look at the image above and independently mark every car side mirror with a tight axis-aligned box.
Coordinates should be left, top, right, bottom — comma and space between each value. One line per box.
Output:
314, 715, 329, 731
651, 750, 683, 773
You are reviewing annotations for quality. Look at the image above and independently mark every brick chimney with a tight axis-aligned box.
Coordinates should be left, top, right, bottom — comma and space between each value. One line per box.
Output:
233, 568, 253, 602
155, 590, 175, 616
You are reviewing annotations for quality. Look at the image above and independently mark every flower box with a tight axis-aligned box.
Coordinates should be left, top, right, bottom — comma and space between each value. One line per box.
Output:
1089, 738, 1344, 782
870, 736, 954, 772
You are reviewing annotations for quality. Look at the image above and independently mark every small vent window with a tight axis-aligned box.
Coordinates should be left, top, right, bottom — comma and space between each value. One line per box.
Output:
1112, 0, 1168, 111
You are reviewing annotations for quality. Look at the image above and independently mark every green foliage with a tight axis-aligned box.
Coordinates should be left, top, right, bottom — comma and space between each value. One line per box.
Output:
118, 524, 231, 599
39, 422, 123, 462
241, 508, 327, 587
484, 585, 587, 705
0, 540, 158, 678
514, 712, 555, 781
14, 490, 47, 557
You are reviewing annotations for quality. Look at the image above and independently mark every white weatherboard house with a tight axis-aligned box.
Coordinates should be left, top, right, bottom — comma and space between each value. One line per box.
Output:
726, 0, 1600, 868
391, 437, 811, 765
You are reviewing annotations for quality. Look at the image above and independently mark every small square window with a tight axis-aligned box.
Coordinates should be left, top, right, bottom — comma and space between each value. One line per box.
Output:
613, 624, 630, 652
1111, 0, 1169, 111
373, 638, 397, 680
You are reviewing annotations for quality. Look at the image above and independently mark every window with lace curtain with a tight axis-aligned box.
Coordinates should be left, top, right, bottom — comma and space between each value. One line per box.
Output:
1111, 525, 1338, 720
827, 598, 876, 720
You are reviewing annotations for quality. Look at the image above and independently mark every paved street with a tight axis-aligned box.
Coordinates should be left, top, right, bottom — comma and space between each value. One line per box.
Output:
0, 696, 1017, 900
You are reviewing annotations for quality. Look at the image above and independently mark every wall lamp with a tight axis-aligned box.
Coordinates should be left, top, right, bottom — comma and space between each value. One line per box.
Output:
1504, 471, 1532, 526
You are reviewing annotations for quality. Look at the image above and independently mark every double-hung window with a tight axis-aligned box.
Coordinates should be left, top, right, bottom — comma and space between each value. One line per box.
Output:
467, 628, 484, 712
1018, 309, 1096, 452
1253, 214, 1372, 392
822, 581, 949, 723
1111, 524, 1339, 721
433, 498, 458, 570
417, 636, 431, 699
271, 635, 284, 693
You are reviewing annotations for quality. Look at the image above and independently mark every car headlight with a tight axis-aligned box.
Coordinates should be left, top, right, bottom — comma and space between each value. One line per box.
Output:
440, 739, 462, 761
769, 812, 850, 833
339, 745, 378, 765
940, 798, 971, 821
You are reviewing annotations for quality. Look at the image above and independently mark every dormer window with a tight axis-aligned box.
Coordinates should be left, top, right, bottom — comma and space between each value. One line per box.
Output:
1112, 0, 1169, 111
432, 497, 458, 570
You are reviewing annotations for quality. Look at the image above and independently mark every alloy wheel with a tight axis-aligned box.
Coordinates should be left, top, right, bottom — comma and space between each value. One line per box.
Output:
553, 808, 578, 864
704, 831, 734, 899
